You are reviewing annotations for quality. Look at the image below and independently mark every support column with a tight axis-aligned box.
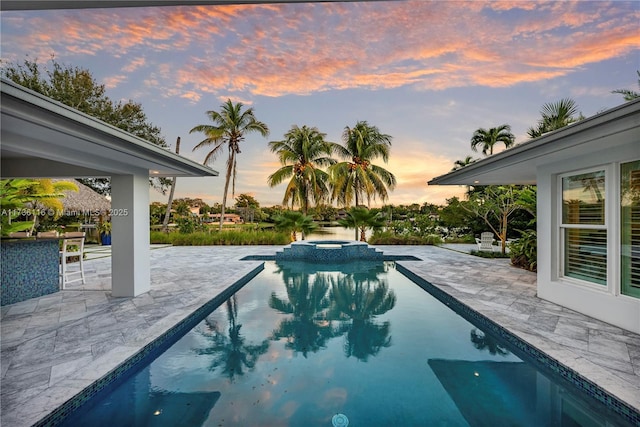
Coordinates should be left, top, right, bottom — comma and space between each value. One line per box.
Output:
110, 173, 150, 297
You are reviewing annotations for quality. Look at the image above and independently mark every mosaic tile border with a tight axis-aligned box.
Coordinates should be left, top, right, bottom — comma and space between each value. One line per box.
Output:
241, 254, 421, 262
33, 263, 265, 427
396, 264, 640, 426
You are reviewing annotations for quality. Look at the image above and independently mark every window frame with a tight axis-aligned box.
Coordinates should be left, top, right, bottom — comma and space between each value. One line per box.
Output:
620, 158, 640, 299
557, 165, 613, 292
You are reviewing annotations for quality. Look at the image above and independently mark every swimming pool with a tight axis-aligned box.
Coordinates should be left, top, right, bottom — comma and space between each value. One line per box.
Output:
59, 261, 634, 426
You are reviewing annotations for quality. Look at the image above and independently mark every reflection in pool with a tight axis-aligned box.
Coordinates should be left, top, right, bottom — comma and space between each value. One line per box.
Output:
61, 261, 633, 426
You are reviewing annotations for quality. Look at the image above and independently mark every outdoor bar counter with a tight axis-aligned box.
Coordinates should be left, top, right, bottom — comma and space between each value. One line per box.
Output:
1, 237, 60, 306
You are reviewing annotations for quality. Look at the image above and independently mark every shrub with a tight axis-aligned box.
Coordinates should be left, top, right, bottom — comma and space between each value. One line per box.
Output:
369, 231, 442, 245
150, 230, 290, 246
509, 230, 537, 271
469, 250, 511, 259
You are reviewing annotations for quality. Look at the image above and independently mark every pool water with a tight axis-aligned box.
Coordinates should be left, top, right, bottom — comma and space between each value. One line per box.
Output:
62, 261, 632, 426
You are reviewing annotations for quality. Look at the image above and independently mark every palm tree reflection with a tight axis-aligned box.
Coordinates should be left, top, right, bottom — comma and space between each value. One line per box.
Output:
470, 328, 510, 356
269, 270, 340, 357
270, 262, 396, 362
329, 271, 396, 361
196, 295, 269, 382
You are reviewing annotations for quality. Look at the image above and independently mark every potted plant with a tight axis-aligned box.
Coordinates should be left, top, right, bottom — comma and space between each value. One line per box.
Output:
99, 221, 112, 245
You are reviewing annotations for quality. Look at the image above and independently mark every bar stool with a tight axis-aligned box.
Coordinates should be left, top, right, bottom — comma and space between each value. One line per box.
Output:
60, 232, 86, 289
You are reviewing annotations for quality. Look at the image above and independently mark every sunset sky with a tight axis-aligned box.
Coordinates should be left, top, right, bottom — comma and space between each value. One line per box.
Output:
1, 1, 638, 207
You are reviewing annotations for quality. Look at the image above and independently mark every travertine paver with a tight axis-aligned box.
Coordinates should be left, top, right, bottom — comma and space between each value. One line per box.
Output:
1, 245, 639, 427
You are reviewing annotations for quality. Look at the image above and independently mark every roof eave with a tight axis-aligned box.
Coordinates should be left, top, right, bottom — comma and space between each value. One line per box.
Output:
1, 79, 218, 178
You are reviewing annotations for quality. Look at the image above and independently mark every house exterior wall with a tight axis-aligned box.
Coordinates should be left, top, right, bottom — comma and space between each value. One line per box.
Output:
537, 141, 640, 334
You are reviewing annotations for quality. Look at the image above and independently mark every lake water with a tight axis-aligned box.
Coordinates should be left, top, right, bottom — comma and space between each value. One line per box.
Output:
306, 226, 359, 241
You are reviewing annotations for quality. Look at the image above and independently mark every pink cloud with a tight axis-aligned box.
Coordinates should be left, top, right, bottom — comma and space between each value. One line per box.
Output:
2, 1, 636, 98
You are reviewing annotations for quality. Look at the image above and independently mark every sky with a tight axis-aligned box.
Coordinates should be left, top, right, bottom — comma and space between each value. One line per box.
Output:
1, 1, 638, 208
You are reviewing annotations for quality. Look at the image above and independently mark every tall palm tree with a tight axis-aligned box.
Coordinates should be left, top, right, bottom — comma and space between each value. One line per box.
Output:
612, 70, 640, 101
470, 124, 515, 156
527, 98, 582, 138
267, 125, 337, 214
330, 121, 396, 208
190, 100, 269, 230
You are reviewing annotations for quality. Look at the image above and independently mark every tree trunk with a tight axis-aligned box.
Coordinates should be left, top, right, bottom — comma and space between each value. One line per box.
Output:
353, 192, 359, 241
162, 137, 181, 233
301, 185, 308, 240
219, 150, 234, 231
500, 210, 508, 254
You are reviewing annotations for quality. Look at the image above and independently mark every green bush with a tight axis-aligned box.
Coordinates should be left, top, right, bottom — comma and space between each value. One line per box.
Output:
508, 230, 537, 271
369, 231, 442, 245
150, 230, 290, 246
469, 250, 511, 259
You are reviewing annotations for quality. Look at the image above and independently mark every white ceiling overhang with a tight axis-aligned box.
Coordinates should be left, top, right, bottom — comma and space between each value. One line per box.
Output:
428, 99, 640, 187
1, 79, 218, 179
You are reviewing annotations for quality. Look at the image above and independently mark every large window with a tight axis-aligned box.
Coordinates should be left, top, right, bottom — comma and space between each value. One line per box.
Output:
560, 169, 607, 286
621, 160, 640, 298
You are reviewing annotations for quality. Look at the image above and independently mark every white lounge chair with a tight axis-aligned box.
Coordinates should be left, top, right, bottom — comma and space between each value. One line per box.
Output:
475, 232, 495, 252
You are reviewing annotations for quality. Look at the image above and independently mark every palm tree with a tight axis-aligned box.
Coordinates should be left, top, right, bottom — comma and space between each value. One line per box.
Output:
527, 98, 582, 138
338, 206, 385, 241
190, 100, 269, 230
330, 121, 396, 208
273, 210, 317, 241
452, 155, 478, 171
0, 179, 79, 235
612, 70, 640, 101
267, 125, 337, 214
470, 124, 515, 156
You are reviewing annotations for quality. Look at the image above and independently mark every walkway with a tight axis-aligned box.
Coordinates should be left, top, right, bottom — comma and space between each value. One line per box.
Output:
1, 245, 638, 426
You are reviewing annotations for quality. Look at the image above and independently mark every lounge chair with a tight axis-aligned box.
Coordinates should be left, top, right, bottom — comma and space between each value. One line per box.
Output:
475, 232, 495, 252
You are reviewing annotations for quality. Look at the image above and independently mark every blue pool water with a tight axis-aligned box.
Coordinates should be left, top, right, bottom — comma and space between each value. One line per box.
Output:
61, 261, 633, 426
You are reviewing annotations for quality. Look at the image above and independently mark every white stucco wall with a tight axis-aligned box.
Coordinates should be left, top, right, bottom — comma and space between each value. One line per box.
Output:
537, 142, 640, 334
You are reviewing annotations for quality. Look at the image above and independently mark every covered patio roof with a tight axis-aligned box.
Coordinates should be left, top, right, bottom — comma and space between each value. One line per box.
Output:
428, 99, 640, 186
1, 78, 218, 299
1, 78, 218, 179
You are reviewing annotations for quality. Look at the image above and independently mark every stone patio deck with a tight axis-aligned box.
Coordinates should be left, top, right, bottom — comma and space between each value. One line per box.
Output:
1, 245, 639, 426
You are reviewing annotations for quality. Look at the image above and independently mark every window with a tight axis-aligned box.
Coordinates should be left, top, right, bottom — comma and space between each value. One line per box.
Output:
621, 160, 640, 298
560, 169, 607, 286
